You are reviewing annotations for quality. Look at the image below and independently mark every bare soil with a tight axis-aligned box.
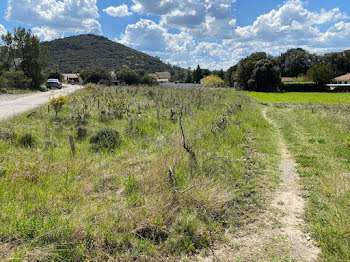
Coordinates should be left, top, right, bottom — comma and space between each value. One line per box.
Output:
0, 85, 83, 121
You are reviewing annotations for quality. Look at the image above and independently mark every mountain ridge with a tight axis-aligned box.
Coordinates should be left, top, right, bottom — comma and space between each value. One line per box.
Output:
42, 34, 173, 73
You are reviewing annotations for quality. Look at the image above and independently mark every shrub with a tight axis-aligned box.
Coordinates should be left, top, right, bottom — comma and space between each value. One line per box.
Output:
307, 64, 335, 91
202, 75, 225, 88
76, 126, 88, 141
81, 67, 112, 85
90, 128, 121, 150
19, 133, 35, 148
50, 95, 68, 117
85, 83, 98, 89
281, 82, 319, 92
0, 71, 31, 90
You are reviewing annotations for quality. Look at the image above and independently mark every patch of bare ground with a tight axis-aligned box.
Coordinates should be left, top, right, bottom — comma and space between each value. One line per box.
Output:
193, 108, 320, 262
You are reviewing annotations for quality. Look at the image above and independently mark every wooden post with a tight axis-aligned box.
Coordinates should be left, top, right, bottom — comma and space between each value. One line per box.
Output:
157, 109, 161, 130
69, 136, 76, 156
129, 119, 133, 131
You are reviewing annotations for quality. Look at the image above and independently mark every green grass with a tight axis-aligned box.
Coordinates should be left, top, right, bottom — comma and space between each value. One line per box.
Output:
268, 105, 350, 261
247, 92, 350, 104
0, 86, 279, 261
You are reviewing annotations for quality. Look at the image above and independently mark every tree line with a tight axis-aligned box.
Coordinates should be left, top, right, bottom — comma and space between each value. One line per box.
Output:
225, 48, 350, 92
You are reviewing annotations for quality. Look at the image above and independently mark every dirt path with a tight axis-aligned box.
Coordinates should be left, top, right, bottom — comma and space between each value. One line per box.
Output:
263, 108, 320, 261
194, 107, 320, 262
0, 85, 83, 121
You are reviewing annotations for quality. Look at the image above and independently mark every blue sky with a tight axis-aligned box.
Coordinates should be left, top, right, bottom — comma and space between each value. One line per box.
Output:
1, 0, 350, 70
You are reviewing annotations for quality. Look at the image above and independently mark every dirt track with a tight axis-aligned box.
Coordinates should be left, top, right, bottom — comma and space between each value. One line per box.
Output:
0, 85, 83, 121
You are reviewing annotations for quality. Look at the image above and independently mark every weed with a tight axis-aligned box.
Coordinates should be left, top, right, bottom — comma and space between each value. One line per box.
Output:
18, 133, 35, 148
90, 128, 121, 150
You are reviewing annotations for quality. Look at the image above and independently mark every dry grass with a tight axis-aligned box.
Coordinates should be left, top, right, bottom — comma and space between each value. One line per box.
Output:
0, 86, 279, 261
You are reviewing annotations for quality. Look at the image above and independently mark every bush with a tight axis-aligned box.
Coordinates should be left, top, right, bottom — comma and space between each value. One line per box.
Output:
0, 71, 31, 90
50, 95, 68, 117
251, 59, 281, 92
76, 126, 88, 141
307, 64, 335, 91
117, 67, 139, 85
81, 67, 112, 85
90, 128, 121, 150
19, 133, 35, 148
202, 75, 225, 88
140, 75, 157, 86
281, 82, 320, 92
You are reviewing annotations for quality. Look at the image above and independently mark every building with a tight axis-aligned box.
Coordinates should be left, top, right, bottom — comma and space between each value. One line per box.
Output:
148, 72, 171, 83
327, 73, 350, 91
62, 73, 81, 84
334, 73, 350, 84
281, 77, 294, 83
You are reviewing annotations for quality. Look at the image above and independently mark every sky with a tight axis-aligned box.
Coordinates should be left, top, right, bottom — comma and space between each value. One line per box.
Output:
0, 0, 350, 70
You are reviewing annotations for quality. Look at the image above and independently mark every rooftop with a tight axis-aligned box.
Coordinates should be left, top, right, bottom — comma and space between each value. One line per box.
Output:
334, 73, 350, 82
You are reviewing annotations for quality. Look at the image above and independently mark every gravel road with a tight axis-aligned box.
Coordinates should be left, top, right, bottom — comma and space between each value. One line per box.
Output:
0, 85, 83, 121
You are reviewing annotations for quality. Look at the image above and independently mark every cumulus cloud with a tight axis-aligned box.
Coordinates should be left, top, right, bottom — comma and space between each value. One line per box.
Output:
131, 0, 237, 39
103, 4, 133, 17
118, 0, 350, 69
32, 26, 63, 41
119, 19, 167, 51
0, 24, 7, 36
6, 0, 101, 35
232, 0, 347, 43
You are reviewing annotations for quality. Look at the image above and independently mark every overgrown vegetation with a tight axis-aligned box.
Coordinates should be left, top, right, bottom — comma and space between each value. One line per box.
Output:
0, 86, 279, 261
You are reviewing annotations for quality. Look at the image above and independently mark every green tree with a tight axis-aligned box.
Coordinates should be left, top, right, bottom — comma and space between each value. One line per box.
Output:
236, 52, 268, 88
46, 68, 62, 81
225, 65, 237, 87
116, 66, 139, 85
0, 27, 48, 89
0, 71, 31, 90
250, 59, 281, 92
308, 64, 335, 91
185, 68, 193, 83
81, 66, 112, 85
192, 65, 203, 83
280, 48, 314, 77
202, 75, 225, 88
322, 50, 350, 76
140, 75, 157, 86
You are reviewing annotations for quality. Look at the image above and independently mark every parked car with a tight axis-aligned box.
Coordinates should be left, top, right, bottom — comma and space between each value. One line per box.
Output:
46, 79, 62, 89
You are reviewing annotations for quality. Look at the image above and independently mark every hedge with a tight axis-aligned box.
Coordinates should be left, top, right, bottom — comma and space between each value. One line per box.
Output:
280, 82, 326, 92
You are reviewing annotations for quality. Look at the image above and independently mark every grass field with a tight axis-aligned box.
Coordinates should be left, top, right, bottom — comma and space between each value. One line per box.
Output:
268, 105, 350, 261
247, 92, 350, 104
0, 86, 279, 261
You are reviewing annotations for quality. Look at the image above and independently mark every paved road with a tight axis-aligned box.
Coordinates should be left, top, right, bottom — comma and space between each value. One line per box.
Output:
0, 85, 83, 121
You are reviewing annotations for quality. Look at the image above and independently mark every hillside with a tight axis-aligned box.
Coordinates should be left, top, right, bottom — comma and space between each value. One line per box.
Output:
42, 34, 173, 73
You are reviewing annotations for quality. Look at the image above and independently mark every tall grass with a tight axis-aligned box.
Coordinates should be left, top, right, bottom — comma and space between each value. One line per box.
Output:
0, 86, 279, 261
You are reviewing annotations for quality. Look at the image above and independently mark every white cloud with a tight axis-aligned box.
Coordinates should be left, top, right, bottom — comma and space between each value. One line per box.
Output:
131, 0, 237, 39
119, 19, 167, 51
103, 4, 133, 17
118, 0, 350, 70
232, 0, 347, 43
6, 0, 101, 35
32, 26, 63, 41
0, 24, 6, 36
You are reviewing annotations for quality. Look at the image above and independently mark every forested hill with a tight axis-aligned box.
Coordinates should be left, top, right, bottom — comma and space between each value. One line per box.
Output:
42, 34, 173, 73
